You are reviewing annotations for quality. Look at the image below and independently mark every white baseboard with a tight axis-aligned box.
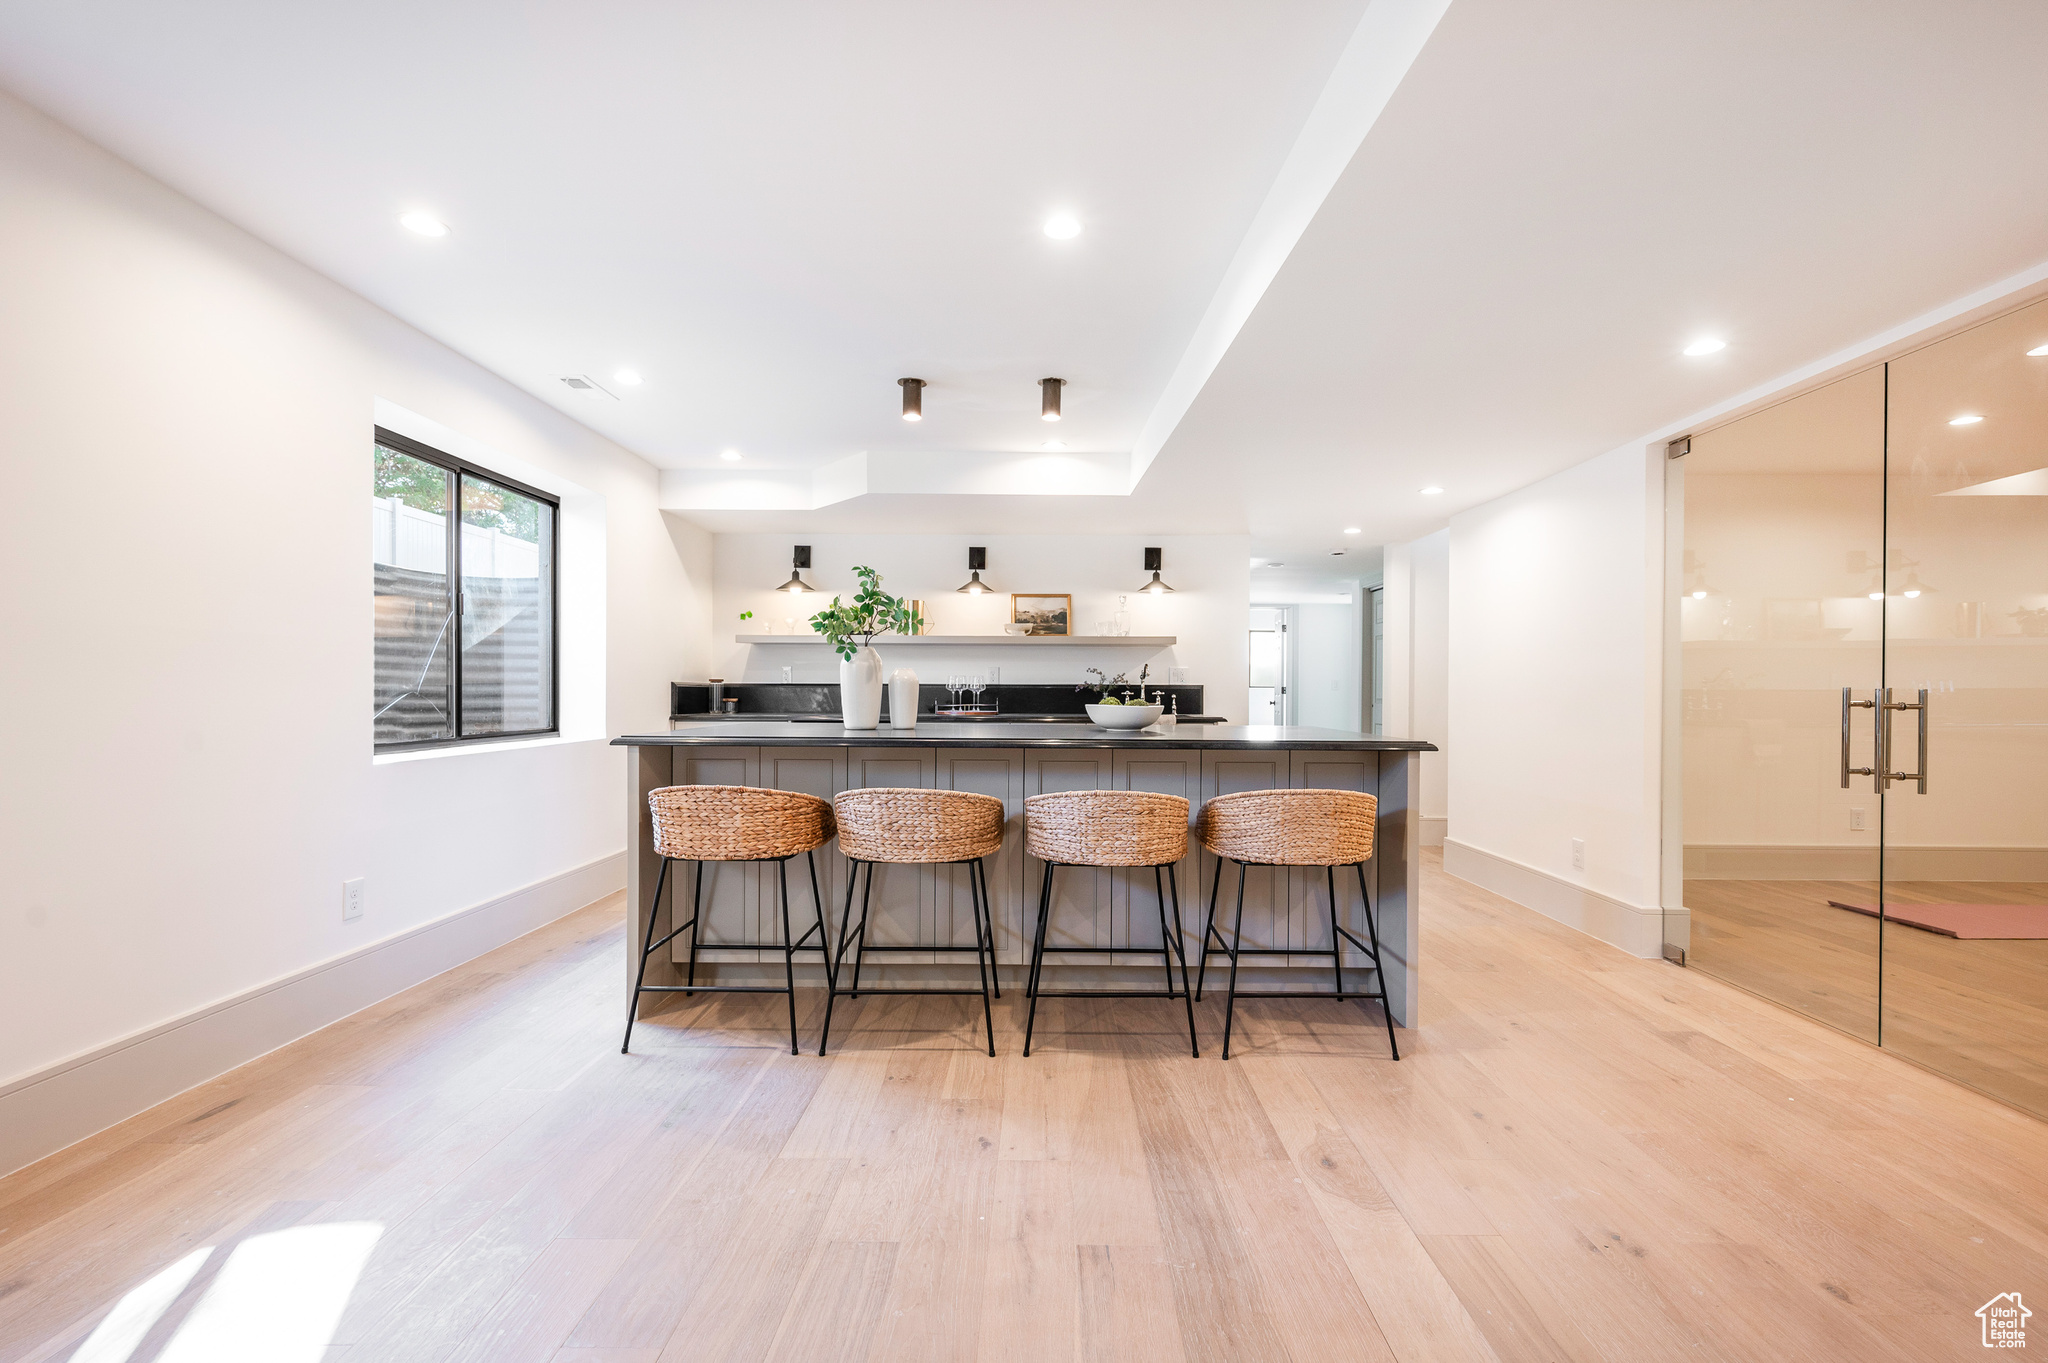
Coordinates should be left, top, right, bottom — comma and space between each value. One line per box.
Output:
1442, 838, 1663, 959
1419, 815, 1447, 848
0, 851, 625, 1179
1684, 843, 2048, 881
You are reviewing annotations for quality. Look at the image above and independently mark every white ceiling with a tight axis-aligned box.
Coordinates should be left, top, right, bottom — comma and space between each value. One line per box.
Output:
0, 0, 1363, 470
1166, 0, 2048, 560
4, 1, 2048, 556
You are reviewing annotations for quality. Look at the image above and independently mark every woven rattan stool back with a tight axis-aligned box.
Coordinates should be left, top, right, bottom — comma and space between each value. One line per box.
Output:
647, 785, 835, 862
1197, 788, 1376, 866
832, 788, 1004, 863
1024, 790, 1189, 867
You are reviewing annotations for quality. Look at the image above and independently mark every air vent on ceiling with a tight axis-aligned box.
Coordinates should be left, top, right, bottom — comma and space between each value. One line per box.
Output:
560, 375, 617, 399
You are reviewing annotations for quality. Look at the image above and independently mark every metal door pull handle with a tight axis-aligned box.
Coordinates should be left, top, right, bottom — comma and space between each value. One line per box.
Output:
1880, 688, 1929, 794
1840, 686, 1877, 790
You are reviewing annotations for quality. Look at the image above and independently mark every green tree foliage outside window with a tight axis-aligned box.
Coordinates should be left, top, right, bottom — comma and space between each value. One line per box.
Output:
375, 445, 538, 542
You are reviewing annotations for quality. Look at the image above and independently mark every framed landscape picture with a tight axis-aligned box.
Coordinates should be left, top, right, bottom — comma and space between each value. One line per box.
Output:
1010, 593, 1071, 636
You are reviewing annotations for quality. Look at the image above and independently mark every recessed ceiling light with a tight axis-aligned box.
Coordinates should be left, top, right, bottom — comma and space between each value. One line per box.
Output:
614, 369, 642, 387
1342, 527, 1361, 535
1691, 590, 1707, 599
1041, 439, 1067, 451
1949, 414, 1984, 426
720, 449, 741, 462
399, 211, 448, 237
1420, 486, 1444, 496
1043, 214, 1081, 239
1683, 338, 1726, 357
1868, 591, 1885, 601
2029, 344, 2048, 357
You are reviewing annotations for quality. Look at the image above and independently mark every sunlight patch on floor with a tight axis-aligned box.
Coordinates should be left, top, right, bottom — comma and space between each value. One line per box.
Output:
72, 1222, 383, 1363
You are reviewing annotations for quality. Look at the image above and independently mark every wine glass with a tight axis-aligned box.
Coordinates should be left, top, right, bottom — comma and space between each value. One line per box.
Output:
968, 673, 986, 710
946, 674, 964, 710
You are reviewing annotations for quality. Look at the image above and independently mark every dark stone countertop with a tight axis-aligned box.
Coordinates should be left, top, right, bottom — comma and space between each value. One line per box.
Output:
669, 712, 1228, 725
613, 722, 1435, 751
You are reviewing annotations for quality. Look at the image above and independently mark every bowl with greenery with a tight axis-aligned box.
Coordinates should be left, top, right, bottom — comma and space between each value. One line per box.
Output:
1078, 666, 1163, 729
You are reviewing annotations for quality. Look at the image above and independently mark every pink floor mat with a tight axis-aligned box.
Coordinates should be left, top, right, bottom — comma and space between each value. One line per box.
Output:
1826, 900, 2048, 940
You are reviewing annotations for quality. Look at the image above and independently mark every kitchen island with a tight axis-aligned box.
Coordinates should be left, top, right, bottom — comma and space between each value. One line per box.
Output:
613, 723, 1435, 1027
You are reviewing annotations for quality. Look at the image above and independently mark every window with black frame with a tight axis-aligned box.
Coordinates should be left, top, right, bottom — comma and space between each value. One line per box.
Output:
372, 429, 558, 749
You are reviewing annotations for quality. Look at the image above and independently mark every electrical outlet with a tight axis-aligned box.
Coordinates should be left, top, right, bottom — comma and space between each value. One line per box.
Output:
1570, 838, 1585, 872
343, 878, 365, 922
1849, 807, 1867, 831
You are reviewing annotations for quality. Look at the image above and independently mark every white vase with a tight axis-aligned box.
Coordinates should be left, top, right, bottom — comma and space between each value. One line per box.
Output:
888, 667, 919, 730
839, 646, 885, 729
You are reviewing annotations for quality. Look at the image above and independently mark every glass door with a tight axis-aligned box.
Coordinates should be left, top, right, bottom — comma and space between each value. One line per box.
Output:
1880, 299, 2048, 1115
1248, 606, 1290, 724
1673, 367, 1887, 1042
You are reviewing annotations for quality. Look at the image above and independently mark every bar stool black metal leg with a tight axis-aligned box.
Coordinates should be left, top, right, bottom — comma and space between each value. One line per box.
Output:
849, 860, 875, 996
974, 859, 1001, 999
1027, 857, 1055, 1000
819, 858, 864, 1056
967, 858, 996, 1056
1356, 862, 1400, 1061
1152, 865, 1177, 999
623, 856, 670, 1054
1221, 860, 1249, 1060
685, 859, 704, 997
1166, 862, 1199, 1057
1023, 862, 1056, 1056
807, 850, 834, 991
777, 857, 799, 1055
1326, 865, 1344, 996
1197, 854, 1225, 1000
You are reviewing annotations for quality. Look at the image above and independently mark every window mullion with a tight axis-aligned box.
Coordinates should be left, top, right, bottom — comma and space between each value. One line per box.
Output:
448, 468, 463, 737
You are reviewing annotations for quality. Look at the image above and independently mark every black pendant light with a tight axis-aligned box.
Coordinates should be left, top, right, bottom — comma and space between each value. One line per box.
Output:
777, 545, 817, 593
899, 377, 925, 422
956, 546, 993, 594
1040, 377, 1064, 422
1137, 546, 1174, 594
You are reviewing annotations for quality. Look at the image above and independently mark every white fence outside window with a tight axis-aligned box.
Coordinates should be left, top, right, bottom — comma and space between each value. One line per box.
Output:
371, 496, 541, 578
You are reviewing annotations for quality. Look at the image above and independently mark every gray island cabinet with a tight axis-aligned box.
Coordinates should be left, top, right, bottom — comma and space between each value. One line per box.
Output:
611, 724, 1435, 1027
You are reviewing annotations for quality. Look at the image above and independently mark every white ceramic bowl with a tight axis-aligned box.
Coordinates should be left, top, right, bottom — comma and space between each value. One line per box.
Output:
1086, 703, 1164, 730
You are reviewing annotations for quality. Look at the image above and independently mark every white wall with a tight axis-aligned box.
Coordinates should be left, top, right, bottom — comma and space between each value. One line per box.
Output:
709, 534, 1249, 720
1381, 530, 1449, 841
1443, 444, 1665, 956
0, 90, 712, 1170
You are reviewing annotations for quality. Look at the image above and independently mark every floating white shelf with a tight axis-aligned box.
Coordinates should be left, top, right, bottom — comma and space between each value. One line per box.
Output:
735, 633, 1176, 647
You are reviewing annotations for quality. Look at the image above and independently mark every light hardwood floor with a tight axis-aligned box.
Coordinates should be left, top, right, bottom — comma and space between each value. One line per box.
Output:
5, 852, 2046, 1362
1686, 876, 2048, 1115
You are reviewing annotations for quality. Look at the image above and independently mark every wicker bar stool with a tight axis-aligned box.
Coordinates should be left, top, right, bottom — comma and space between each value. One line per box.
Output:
1022, 791, 1199, 1058
819, 788, 1005, 1057
1195, 788, 1398, 1061
623, 784, 836, 1056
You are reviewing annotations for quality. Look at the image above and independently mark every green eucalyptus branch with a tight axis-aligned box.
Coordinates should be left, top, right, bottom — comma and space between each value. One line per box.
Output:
1076, 664, 1149, 700
808, 565, 923, 661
